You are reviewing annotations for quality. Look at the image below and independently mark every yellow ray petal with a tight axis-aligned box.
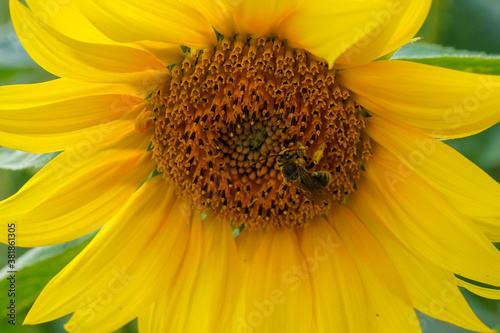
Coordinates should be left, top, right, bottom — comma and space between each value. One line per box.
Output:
0, 128, 154, 247
235, 228, 314, 332
473, 217, 500, 242
278, 0, 392, 67
330, 207, 422, 333
338, 60, 500, 138
136, 41, 185, 67
366, 117, 500, 240
24, 0, 114, 44
229, 0, 298, 37
75, 0, 216, 49
336, 0, 431, 66
10, 0, 166, 84
0, 76, 149, 155
24, 0, 185, 66
378, 1, 431, 58
227, 229, 265, 331
352, 144, 500, 287
296, 216, 368, 332
137, 219, 203, 333
139, 216, 241, 333
1, 94, 142, 135
356, 207, 492, 332
182, 0, 237, 37
397, 258, 493, 331
236, 229, 264, 275
231, 229, 265, 323
458, 279, 500, 301
0, 78, 148, 110
0, 119, 134, 153
137, 295, 170, 333
25, 177, 192, 332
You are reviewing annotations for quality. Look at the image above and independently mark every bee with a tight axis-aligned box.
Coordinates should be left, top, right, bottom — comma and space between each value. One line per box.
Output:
247, 144, 332, 204
276, 147, 332, 204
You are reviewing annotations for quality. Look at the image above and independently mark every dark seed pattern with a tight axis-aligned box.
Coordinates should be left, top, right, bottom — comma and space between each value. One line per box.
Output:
151, 35, 371, 229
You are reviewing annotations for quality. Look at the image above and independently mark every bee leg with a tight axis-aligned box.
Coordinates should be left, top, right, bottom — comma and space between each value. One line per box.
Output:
297, 142, 307, 159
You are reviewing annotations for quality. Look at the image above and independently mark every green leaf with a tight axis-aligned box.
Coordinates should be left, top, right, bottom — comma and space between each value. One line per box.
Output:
392, 42, 500, 75
0, 232, 95, 323
0, 147, 59, 170
444, 124, 500, 182
418, 0, 500, 55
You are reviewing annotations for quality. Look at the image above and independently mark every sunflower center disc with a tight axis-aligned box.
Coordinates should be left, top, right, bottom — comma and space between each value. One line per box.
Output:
150, 35, 371, 230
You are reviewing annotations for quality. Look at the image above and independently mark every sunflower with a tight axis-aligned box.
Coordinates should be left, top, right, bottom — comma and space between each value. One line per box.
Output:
1, 0, 500, 332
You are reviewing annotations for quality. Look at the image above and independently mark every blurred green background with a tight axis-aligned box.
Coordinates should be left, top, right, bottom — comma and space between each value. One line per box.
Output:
0, 0, 499, 332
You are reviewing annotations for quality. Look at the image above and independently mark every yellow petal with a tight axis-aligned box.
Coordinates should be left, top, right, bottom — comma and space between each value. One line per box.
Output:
230, 0, 298, 37
278, 0, 392, 67
397, 260, 492, 331
182, 0, 237, 37
138, 218, 202, 333
357, 206, 492, 332
458, 279, 500, 301
10, 0, 165, 84
138, 296, 170, 333
0, 78, 147, 109
136, 41, 185, 66
366, 117, 500, 240
0, 128, 154, 247
227, 229, 265, 331
139, 216, 241, 333
25, 177, 192, 333
0, 119, 135, 153
330, 207, 421, 333
296, 216, 368, 332
236, 228, 314, 332
24, 0, 185, 66
378, 1, 431, 58
24, 0, 114, 44
236, 229, 264, 275
1, 94, 141, 136
0, 74, 149, 155
75, 0, 216, 49
473, 217, 500, 242
352, 144, 500, 287
336, 0, 431, 66
338, 60, 500, 138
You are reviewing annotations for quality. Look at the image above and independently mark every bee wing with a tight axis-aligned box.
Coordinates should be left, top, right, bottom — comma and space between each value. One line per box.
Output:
294, 166, 332, 204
